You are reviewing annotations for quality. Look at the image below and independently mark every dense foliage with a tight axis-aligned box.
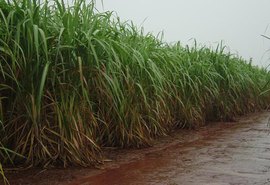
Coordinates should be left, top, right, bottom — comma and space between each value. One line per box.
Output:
0, 0, 269, 170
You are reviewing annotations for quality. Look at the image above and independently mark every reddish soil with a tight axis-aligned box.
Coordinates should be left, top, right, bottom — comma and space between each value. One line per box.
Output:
5, 112, 270, 185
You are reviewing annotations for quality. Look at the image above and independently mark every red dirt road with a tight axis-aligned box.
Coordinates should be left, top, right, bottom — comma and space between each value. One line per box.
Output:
7, 112, 270, 185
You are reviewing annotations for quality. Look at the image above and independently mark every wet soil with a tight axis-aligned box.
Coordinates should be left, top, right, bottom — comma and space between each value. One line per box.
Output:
6, 112, 270, 185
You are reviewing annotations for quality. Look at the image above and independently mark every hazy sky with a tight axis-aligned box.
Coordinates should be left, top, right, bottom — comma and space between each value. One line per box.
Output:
94, 0, 270, 67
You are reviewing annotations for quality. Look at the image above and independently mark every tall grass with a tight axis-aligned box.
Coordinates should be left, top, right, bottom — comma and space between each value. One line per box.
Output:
0, 163, 9, 185
0, 0, 270, 169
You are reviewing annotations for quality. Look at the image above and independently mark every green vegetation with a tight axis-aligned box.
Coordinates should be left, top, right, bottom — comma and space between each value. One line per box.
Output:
0, 0, 270, 173
0, 163, 9, 185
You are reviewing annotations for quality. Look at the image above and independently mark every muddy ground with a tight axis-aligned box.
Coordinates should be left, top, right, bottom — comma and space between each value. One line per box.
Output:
5, 111, 270, 185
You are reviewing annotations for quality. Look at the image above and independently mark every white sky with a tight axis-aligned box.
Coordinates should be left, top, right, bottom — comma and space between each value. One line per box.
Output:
94, 0, 270, 67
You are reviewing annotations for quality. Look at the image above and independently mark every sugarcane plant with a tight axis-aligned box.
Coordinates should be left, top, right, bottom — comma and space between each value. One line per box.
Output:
0, 0, 269, 177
